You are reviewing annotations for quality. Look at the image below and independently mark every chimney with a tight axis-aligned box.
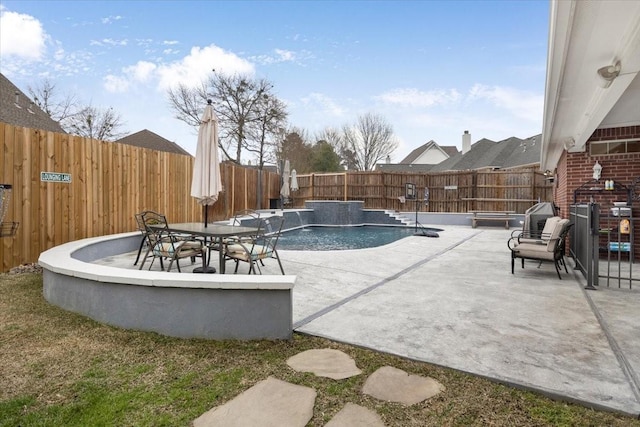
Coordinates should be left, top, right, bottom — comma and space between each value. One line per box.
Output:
462, 130, 471, 154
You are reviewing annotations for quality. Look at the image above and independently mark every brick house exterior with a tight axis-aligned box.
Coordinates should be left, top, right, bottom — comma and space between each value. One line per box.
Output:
554, 125, 640, 261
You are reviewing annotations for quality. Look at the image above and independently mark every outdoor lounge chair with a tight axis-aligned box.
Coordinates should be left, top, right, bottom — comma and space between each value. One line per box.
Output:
510, 216, 561, 244
508, 218, 571, 279
138, 211, 204, 272
224, 215, 285, 275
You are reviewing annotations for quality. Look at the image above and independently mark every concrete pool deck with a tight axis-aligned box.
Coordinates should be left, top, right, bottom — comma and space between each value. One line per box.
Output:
96, 225, 640, 416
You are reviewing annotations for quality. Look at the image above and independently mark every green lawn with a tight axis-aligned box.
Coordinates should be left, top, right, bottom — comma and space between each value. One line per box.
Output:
1, 272, 639, 426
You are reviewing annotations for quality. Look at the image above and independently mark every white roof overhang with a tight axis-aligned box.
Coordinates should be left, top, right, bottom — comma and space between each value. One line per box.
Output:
541, 0, 640, 171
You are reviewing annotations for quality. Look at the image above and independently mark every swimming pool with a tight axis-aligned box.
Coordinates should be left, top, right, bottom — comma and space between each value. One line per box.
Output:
277, 225, 441, 251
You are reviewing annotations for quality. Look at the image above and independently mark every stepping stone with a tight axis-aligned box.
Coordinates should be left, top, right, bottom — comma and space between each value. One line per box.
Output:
325, 403, 385, 427
192, 376, 316, 427
287, 348, 362, 380
362, 366, 444, 406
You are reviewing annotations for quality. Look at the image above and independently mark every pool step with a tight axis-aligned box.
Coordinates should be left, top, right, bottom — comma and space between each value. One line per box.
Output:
385, 210, 415, 226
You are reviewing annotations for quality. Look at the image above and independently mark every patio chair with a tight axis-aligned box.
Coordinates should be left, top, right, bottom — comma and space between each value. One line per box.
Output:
508, 218, 571, 279
138, 211, 204, 272
206, 209, 262, 266
510, 216, 561, 244
133, 210, 161, 266
224, 215, 285, 275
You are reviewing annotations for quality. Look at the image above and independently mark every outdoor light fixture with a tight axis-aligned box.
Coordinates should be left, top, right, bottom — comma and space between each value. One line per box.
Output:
597, 61, 621, 88
592, 160, 602, 181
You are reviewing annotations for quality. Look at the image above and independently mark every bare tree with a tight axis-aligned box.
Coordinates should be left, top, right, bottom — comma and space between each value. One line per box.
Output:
245, 95, 288, 169
27, 78, 78, 123
65, 106, 126, 141
28, 78, 126, 141
342, 113, 398, 171
166, 82, 207, 127
167, 72, 286, 166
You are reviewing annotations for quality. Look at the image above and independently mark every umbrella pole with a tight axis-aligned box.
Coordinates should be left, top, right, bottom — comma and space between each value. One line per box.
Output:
204, 205, 208, 227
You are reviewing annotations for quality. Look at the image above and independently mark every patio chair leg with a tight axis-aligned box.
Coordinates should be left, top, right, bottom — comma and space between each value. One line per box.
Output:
275, 253, 285, 275
134, 236, 146, 266
554, 261, 562, 280
511, 255, 515, 274
138, 248, 152, 270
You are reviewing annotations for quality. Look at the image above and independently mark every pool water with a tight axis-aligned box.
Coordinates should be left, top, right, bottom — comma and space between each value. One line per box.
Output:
277, 226, 439, 251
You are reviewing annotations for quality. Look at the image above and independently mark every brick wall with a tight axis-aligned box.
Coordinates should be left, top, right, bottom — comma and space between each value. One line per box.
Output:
556, 125, 640, 261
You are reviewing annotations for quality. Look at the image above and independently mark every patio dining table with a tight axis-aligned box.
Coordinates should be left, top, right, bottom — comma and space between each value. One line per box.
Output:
159, 222, 260, 274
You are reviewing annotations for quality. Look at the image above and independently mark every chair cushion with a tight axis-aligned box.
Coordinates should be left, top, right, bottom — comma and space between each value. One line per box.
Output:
513, 242, 555, 260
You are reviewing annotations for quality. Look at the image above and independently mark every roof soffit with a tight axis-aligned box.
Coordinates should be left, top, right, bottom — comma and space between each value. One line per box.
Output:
541, 0, 640, 170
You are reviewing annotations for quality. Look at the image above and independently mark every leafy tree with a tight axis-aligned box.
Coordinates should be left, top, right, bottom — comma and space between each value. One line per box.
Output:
310, 141, 342, 172
277, 129, 313, 173
315, 126, 355, 170
342, 113, 398, 171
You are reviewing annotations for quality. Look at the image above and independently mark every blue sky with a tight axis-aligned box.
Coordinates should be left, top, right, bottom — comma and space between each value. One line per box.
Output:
0, 0, 550, 163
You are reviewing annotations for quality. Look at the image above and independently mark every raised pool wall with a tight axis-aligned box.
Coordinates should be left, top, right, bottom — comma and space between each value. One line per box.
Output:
258, 201, 524, 230
39, 233, 294, 340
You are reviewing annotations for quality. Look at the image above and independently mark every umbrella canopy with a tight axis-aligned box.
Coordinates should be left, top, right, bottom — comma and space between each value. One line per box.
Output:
290, 169, 299, 191
191, 103, 222, 225
280, 160, 291, 200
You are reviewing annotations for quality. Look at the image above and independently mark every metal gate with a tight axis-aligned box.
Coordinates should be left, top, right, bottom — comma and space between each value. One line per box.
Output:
569, 203, 600, 289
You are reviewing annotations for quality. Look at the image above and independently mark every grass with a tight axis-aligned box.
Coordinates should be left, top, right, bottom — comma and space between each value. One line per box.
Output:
2, 272, 639, 426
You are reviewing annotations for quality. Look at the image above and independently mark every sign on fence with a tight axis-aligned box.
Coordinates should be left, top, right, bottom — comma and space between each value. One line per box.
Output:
40, 172, 72, 183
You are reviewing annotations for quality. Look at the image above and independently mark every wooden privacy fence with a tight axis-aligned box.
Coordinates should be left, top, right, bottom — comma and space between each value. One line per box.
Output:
0, 124, 280, 271
288, 168, 552, 213
1, 123, 553, 271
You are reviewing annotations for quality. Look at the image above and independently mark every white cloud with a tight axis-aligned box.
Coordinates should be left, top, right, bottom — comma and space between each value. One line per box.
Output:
250, 48, 306, 65
375, 88, 462, 108
300, 93, 346, 117
0, 8, 47, 61
90, 38, 128, 47
275, 49, 295, 61
104, 74, 130, 93
467, 84, 542, 121
163, 40, 179, 46
127, 61, 157, 82
155, 44, 254, 90
104, 61, 157, 93
101, 15, 123, 24
102, 43, 254, 93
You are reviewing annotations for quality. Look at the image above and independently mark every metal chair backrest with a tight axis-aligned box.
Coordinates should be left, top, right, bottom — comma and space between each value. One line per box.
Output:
256, 215, 285, 252
231, 209, 261, 227
140, 211, 169, 245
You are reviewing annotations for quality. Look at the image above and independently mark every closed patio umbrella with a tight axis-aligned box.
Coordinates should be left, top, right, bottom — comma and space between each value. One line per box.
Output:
290, 169, 299, 192
191, 100, 222, 227
280, 160, 291, 206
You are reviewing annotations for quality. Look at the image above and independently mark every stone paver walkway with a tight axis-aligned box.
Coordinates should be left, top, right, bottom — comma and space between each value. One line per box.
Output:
193, 349, 444, 426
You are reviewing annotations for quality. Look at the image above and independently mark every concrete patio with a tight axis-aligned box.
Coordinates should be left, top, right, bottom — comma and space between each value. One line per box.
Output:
96, 225, 640, 417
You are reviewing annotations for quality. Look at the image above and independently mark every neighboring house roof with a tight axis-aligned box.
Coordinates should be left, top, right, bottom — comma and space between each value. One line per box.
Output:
440, 145, 460, 157
377, 134, 541, 173
116, 129, 191, 156
376, 163, 436, 173
400, 140, 459, 164
541, 1, 640, 170
430, 134, 542, 172
0, 73, 66, 133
